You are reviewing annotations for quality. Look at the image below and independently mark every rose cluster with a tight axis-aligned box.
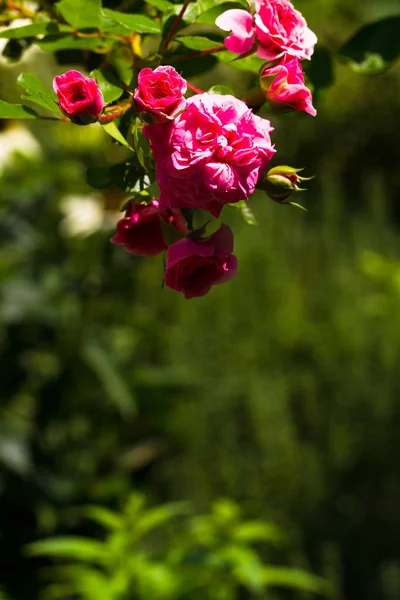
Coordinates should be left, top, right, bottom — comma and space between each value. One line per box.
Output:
216, 0, 317, 116
52, 0, 316, 299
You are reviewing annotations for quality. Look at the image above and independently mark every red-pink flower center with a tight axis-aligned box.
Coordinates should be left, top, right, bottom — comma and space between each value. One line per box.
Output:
149, 79, 172, 99
68, 81, 88, 102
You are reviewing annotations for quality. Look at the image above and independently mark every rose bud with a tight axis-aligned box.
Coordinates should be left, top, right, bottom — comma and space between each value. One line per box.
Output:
258, 165, 313, 203
260, 55, 316, 117
164, 224, 237, 299
53, 70, 105, 125
134, 66, 187, 122
111, 199, 187, 257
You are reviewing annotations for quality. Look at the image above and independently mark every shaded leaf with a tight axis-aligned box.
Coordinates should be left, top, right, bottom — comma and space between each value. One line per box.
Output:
197, 1, 246, 25
339, 17, 400, 73
304, 45, 334, 90
233, 521, 283, 544
208, 84, 235, 95
145, 0, 174, 10
37, 35, 114, 52
82, 341, 137, 417
0, 22, 71, 38
262, 567, 332, 595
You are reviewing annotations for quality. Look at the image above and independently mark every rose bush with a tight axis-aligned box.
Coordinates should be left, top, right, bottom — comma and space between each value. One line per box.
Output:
53, 70, 105, 124
144, 93, 275, 217
164, 225, 237, 299
134, 66, 187, 122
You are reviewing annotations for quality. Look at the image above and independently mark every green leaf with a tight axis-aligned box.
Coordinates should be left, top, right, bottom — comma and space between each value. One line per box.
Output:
262, 567, 332, 595
145, 0, 174, 11
233, 521, 283, 544
218, 50, 265, 73
339, 17, 400, 74
86, 166, 114, 189
196, 0, 247, 14
56, 0, 103, 29
101, 9, 161, 34
208, 84, 235, 95
303, 46, 334, 90
197, 1, 246, 24
230, 200, 258, 225
135, 503, 188, 540
177, 35, 220, 51
81, 506, 123, 530
0, 99, 37, 119
37, 35, 114, 52
133, 126, 151, 170
90, 70, 124, 103
101, 121, 134, 152
17, 73, 64, 117
26, 537, 108, 563
82, 341, 137, 416
0, 22, 69, 38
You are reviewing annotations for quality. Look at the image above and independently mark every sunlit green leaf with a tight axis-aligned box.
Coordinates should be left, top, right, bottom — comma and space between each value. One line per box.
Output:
17, 73, 64, 117
0, 99, 37, 119
101, 9, 162, 34
0, 22, 71, 38
57, 0, 102, 29
262, 567, 332, 595
208, 84, 235, 95
145, 0, 174, 11
26, 538, 108, 563
90, 70, 124, 103
177, 35, 221, 51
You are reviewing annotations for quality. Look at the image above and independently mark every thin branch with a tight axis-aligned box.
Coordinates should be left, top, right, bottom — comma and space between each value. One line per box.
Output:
160, 0, 191, 56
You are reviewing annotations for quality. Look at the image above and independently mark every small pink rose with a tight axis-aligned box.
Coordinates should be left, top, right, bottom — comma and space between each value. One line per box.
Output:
260, 55, 316, 116
111, 200, 187, 257
53, 70, 105, 124
164, 224, 237, 299
134, 66, 187, 122
216, 0, 317, 62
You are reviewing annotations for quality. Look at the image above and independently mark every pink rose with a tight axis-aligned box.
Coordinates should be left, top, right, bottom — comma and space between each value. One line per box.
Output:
111, 200, 187, 257
143, 93, 275, 217
164, 224, 237, 299
260, 55, 316, 116
216, 0, 317, 61
134, 66, 187, 122
53, 70, 105, 124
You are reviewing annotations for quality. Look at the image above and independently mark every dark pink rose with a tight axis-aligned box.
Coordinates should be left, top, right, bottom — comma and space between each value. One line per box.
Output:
143, 93, 275, 217
111, 200, 187, 257
53, 70, 105, 124
164, 224, 237, 299
216, 0, 317, 61
134, 66, 187, 122
260, 55, 316, 116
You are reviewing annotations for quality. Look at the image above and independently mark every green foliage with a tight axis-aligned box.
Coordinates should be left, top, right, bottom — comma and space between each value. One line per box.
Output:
0, 99, 37, 119
17, 74, 63, 117
27, 495, 329, 600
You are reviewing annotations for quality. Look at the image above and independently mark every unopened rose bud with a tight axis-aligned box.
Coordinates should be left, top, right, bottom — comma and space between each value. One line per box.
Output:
53, 70, 105, 125
258, 165, 313, 205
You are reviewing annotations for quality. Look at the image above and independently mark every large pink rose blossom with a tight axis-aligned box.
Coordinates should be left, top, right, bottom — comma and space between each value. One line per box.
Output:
53, 70, 105, 124
164, 224, 237, 299
144, 93, 275, 217
260, 55, 316, 116
111, 200, 187, 257
216, 0, 317, 61
134, 66, 187, 122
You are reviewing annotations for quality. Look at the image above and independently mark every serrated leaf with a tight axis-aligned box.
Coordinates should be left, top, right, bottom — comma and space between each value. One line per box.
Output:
101, 121, 134, 151
0, 99, 38, 119
90, 70, 124, 103
101, 9, 161, 34
17, 73, 63, 117
339, 17, 400, 73
37, 35, 114, 52
177, 35, 220, 51
57, 0, 102, 29
26, 538, 108, 563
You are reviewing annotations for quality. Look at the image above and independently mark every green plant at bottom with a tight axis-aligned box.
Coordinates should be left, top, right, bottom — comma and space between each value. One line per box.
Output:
27, 495, 331, 600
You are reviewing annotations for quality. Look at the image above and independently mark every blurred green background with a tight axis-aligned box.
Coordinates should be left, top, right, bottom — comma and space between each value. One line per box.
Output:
1, 0, 400, 599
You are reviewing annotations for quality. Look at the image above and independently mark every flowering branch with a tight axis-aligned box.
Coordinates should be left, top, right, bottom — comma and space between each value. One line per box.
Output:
160, 0, 192, 56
